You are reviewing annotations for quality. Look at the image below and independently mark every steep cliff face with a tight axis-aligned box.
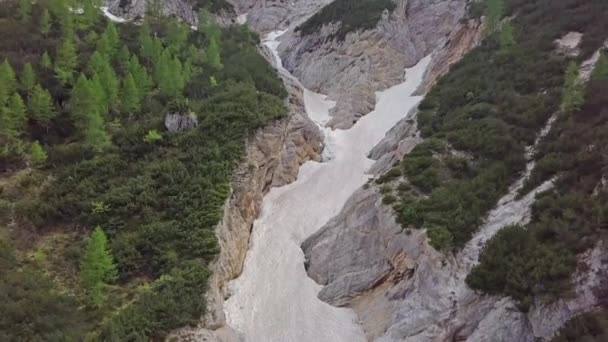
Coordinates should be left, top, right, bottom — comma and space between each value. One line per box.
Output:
170, 47, 324, 342
103, 0, 198, 23
228, 0, 332, 33
274, 0, 479, 129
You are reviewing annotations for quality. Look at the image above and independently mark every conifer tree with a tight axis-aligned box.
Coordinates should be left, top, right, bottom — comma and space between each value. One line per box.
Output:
0, 60, 18, 101
18, 0, 32, 21
40, 8, 52, 35
102, 22, 120, 57
71, 74, 110, 148
80, 227, 117, 306
6, 93, 27, 136
591, 51, 608, 81
127, 55, 151, 97
156, 50, 184, 98
167, 20, 188, 52
28, 85, 55, 128
20, 63, 36, 96
41, 51, 52, 70
29, 140, 47, 165
54, 38, 78, 85
561, 61, 584, 113
117, 46, 131, 70
97, 62, 119, 112
206, 35, 223, 70
120, 73, 140, 114
80, 0, 100, 29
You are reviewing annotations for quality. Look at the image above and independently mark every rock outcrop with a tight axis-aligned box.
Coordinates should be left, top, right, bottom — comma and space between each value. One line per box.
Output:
302, 182, 607, 341
165, 112, 199, 132
103, 0, 198, 23
274, 0, 477, 129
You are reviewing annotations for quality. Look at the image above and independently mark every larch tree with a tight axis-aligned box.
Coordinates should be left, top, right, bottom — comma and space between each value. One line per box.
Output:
80, 227, 117, 306
20, 63, 37, 96
41, 51, 52, 70
0, 60, 18, 102
560, 61, 584, 113
102, 22, 120, 57
71, 74, 110, 148
127, 54, 151, 97
591, 51, 608, 81
40, 8, 52, 35
120, 73, 141, 114
28, 85, 55, 128
6, 93, 27, 136
54, 37, 78, 85
206, 35, 223, 70
117, 46, 131, 71
29, 141, 47, 166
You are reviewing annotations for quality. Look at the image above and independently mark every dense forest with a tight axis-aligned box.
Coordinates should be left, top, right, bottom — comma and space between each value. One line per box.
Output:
378, 0, 608, 325
0, 0, 286, 340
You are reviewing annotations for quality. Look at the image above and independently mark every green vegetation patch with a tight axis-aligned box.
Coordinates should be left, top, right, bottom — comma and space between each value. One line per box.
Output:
0, 0, 286, 339
296, 0, 396, 41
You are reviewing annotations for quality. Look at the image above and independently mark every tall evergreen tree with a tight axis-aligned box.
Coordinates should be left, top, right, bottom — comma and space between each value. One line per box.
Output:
6, 93, 27, 136
591, 51, 608, 81
54, 37, 78, 85
18, 0, 32, 21
29, 140, 47, 166
120, 73, 140, 114
80, 227, 117, 306
166, 20, 188, 52
71, 74, 110, 148
117, 46, 131, 70
100, 22, 120, 57
561, 61, 584, 113
206, 35, 223, 70
41, 51, 52, 70
0, 60, 18, 103
20, 63, 36, 96
127, 54, 151, 97
28, 85, 55, 128
40, 8, 52, 35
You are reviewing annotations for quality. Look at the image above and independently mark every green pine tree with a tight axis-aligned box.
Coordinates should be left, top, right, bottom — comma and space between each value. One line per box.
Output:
28, 85, 55, 128
40, 8, 52, 35
6, 93, 27, 135
71, 74, 110, 148
29, 140, 47, 166
41, 51, 52, 70
127, 54, 151, 97
20, 63, 36, 96
80, 227, 117, 306
0, 60, 18, 103
54, 37, 78, 85
120, 73, 140, 114
560, 61, 584, 113
206, 35, 223, 70
117, 46, 131, 70
102, 22, 120, 57
591, 51, 608, 81
18, 0, 32, 21
166, 20, 188, 52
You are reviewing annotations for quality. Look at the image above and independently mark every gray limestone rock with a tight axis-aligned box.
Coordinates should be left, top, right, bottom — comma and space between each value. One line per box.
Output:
164, 112, 199, 132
